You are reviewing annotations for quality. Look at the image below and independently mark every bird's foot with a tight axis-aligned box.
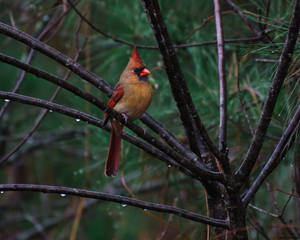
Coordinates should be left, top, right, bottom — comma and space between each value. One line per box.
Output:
121, 113, 129, 124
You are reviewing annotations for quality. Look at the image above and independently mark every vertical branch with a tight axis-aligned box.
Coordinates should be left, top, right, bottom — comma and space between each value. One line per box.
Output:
214, 0, 227, 154
213, 0, 231, 175
141, 0, 222, 163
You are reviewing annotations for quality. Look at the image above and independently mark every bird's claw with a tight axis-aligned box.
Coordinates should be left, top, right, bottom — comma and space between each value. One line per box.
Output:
122, 113, 129, 124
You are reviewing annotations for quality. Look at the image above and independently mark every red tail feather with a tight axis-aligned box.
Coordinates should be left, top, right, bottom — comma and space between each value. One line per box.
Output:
105, 121, 123, 177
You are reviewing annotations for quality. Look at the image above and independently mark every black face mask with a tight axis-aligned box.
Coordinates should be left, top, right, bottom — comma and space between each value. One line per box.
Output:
134, 67, 149, 82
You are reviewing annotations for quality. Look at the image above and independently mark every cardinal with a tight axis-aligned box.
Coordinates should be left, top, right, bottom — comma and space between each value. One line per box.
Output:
103, 47, 153, 176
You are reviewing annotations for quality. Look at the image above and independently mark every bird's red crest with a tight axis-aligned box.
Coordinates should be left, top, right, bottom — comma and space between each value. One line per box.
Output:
130, 47, 145, 69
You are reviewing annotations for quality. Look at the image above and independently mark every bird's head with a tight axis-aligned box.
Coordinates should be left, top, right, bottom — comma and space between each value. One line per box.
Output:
121, 47, 151, 83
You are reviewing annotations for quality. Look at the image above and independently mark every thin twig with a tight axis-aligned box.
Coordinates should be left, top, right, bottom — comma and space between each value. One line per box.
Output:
235, 53, 255, 135
265, 182, 299, 240
248, 204, 278, 218
6, 130, 84, 164
243, 105, 300, 205
0, 183, 229, 228
0, 6, 72, 120
236, 0, 300, 186
247, 217, 272, 240
214, 0, 229, 168
255, 58, 279, 63
225, 0, 272, 43
66, 0, 262, 50
0, 32, 86, 164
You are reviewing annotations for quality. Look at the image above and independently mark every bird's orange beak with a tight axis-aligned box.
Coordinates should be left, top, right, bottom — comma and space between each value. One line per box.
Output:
140, 68, 151, 77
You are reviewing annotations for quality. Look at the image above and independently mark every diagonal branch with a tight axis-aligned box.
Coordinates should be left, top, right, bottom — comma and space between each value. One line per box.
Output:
0, 21, 112, 94
141, 0, 222, 163
0, 91, 190, 176
0, 87, 220, 181
0, 26, 86, 164
225, 0, 272, 43
242, 105, 300, 205
0, 183, 229, 228
0, 1, 78, 120
235, 0, 300, 185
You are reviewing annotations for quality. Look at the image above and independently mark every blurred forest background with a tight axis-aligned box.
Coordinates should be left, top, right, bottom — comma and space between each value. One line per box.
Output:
0, 0, 299, 239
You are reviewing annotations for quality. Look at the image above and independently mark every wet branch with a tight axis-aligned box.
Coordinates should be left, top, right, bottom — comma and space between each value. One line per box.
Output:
0, 183, 229, 228
243, 105, 300, 205
214, 0, 229, 172
141, 0, 222, 163
0, 91, 189, 175
0, 1, 77, 120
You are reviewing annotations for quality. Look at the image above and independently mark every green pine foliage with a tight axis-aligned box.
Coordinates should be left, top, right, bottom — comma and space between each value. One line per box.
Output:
0, 0, 299, 239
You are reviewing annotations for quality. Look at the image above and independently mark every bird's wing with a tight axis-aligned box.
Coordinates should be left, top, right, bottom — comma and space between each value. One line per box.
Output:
103, 84, 125, 125
107, 84, 125, 108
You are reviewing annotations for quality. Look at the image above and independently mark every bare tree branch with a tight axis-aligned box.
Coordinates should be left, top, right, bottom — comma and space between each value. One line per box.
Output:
141, 0, 224, 164
0, 91, 185, 174
235, 0, 300, 185
0, 21, 111, 94
0, 183, 229, 228
225, 0, 272, 43
243, 105, 300, 205
0, 25, 86, 164
0, 1, 78, 121
214, 0, 230, 173
255, 58, 279, 63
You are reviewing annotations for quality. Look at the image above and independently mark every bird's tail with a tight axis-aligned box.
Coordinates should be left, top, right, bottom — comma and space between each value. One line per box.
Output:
105, 121, 123, 177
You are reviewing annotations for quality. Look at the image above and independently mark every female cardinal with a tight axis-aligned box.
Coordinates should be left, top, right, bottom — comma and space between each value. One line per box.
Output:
103, 47, 153, 176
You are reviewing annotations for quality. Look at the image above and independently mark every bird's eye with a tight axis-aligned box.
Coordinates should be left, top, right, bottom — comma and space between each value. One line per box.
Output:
134, 67, 145, 76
